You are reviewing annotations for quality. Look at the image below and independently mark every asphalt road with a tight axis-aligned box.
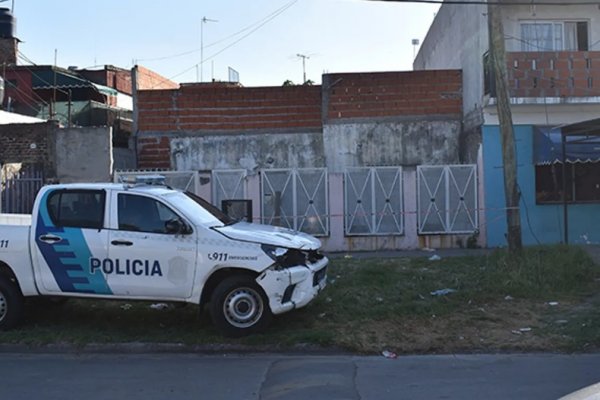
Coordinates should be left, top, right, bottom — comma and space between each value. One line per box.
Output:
1, 353, 599, 400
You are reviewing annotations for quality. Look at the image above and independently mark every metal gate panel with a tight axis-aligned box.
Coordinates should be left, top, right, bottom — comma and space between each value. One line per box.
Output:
417, 165, 477, 234
212, 169, 246, 208
261, 169, 295, 230
261, 168, 328, 236
345, 168, 373, 235
418, 166, 447, 234
0, 164, 44, 214
114, 170, 200, 194
448, 165, 478, 232
345, 167, 403, 236
373, 167, 403, 234
296, 169, 328, 236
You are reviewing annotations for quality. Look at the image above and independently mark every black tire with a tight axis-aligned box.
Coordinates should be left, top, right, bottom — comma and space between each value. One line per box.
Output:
209, 275, 272, 337
0, 275, 24, 330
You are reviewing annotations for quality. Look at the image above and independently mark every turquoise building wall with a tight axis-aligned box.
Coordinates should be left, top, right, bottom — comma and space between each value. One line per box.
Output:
482, 125, 600, 247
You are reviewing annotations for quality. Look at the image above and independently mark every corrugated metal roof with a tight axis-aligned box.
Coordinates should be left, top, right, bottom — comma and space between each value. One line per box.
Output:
31, 69, 118, 95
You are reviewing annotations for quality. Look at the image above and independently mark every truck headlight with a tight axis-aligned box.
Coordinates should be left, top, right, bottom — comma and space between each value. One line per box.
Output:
261, 245, 307, 268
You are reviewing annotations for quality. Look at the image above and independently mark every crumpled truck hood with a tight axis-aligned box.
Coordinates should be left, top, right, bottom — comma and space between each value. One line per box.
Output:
213, 222, 321, 250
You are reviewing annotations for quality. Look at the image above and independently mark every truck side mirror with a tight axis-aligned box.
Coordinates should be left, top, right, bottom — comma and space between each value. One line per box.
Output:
165, 219, 184, 234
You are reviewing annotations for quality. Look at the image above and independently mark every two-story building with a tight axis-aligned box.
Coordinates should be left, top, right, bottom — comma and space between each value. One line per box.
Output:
415, 0, 600, 247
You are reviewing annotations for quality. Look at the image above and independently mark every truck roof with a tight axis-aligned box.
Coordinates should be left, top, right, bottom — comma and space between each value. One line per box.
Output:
44, 183, 179, 196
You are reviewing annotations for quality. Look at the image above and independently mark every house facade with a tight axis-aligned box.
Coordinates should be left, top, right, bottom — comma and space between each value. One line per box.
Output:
132, 70, 485, 252
415, 0, 600, 247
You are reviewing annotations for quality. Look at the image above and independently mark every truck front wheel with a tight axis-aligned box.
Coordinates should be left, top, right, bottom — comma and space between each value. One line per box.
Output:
0, 276, 24, 330
209, 275, 272, 337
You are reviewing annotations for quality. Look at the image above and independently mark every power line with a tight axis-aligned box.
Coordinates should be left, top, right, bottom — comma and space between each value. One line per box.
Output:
136, 0, 298, 64
146, 0, 298, 88
3, 78, 46, 113
369, 0, 600, 5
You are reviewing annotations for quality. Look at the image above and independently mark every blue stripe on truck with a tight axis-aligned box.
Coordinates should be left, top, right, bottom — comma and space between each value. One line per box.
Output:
35, 190, 112, 295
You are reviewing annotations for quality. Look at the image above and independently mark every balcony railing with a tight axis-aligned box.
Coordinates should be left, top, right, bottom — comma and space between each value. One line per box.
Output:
484, 51, 600, 98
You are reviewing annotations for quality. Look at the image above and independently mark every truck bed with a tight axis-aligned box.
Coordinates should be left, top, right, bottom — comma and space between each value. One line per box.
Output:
0, 214, 32, 226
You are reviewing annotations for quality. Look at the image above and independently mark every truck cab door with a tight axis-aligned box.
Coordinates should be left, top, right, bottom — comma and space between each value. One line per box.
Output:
106, 191, 197, 299
33, 189, 112, 295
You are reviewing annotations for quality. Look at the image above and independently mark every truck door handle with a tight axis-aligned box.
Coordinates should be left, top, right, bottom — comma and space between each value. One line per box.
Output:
39, 234, 62, 244
111, 240, 133, 246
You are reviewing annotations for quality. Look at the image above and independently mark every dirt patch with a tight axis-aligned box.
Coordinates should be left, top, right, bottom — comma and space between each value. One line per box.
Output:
332, 300, 561, 354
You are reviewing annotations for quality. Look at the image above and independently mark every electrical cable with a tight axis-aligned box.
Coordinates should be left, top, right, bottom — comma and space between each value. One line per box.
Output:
136, 0, 298, 63
517, 183, 542, 245
369, 0, 600, 6
145, 0, 298, 89
2, 78, 45, 113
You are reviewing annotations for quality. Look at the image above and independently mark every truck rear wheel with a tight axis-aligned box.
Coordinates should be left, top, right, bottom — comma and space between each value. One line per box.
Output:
209, 275, 272, 337
0, 276, 24, 330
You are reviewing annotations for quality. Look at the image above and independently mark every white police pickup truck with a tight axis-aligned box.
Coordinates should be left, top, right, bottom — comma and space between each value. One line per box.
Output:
0, 177, 328, 336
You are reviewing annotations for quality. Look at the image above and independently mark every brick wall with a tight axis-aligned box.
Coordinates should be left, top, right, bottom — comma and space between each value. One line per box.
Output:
135, 70, 463, 169
0, 121, 59, 177
137, 136, 171, 169
507, 51, 600, 97
3, 68, 36, 115
137, 84, 322, 132
324, 70, 462, 120
0, 37, 18, 65
79, 68, 133, 95
135, 65, 179, 91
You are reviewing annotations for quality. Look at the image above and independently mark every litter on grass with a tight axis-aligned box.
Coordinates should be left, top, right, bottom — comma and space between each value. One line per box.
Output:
150, 303, 169, 310
430, 288, 456, 296
519, 327, 532, 332
504, 295, 514, 301
382, 350, 398, 359
429, 254, 442, 261
547, 301, 559, 306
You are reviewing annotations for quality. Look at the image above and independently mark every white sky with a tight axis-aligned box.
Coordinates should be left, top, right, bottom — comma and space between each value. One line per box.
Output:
14, 0, 440, 87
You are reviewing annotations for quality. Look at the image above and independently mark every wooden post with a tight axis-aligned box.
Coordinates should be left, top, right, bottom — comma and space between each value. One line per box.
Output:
488, 2, 522, 252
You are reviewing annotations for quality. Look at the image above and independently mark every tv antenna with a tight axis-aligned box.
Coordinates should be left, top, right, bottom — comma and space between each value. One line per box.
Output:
296, 53, 310, 84
199, 16, 218, 82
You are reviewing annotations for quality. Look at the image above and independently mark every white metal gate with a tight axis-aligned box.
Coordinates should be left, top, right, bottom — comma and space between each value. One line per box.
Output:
261, 168, 328, 236
114, 170, 200, 194
345, 167, 403, 235
417, 165, 478, 234
212, 169, 246, 208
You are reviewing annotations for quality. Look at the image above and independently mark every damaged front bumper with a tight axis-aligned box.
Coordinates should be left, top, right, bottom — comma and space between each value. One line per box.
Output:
256, 256, 328, 315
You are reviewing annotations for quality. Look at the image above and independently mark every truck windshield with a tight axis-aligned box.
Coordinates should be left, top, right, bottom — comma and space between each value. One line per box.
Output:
184, 191, 236, 225
160, 191, 233, 227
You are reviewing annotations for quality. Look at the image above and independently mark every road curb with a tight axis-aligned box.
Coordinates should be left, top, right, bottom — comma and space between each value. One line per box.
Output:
0, 342, 352, 355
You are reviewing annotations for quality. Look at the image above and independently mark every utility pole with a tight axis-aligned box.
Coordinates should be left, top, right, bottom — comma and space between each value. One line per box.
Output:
297, 53, 309, 84
200, 16, 218, 82
488, 2, 522, 252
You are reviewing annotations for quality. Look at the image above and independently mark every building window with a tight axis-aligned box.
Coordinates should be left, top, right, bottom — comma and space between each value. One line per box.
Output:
521, 21, 589, 51
536, 163, 600, 204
